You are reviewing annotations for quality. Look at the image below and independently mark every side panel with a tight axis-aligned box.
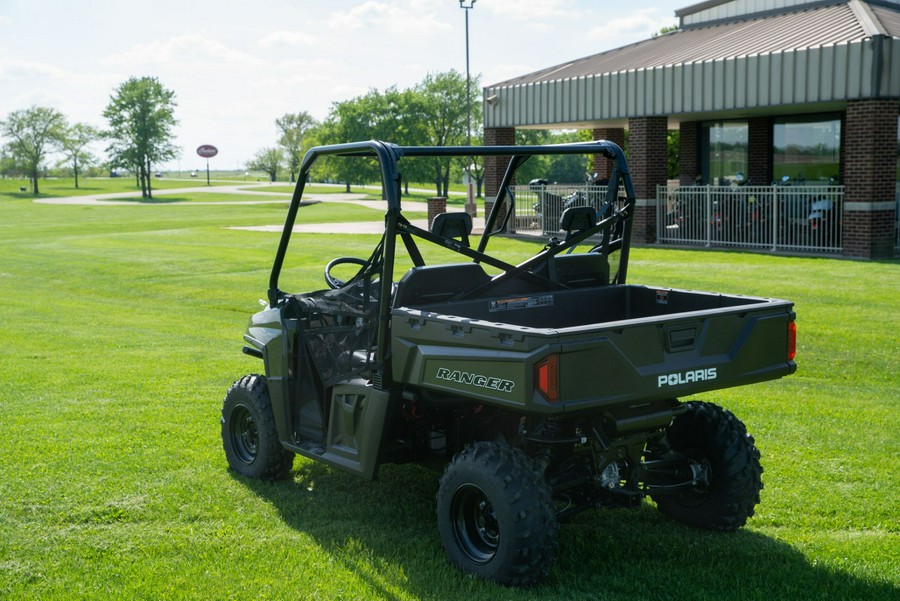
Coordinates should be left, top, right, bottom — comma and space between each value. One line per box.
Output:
284, 380, 391, 480
244, 308, 295, 443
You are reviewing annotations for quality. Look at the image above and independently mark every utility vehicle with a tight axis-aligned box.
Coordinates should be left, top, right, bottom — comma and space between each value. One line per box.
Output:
221, 140, 797, 586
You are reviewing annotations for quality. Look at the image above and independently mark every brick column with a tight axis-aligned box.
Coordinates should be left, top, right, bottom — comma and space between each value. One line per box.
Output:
628, 116, 669, 243
483, 127, 515, 232
842, 99, 899, 259
592, 127, 626, 180
426, 197, 447, 229
484, 127, 516, 197
678, 122, 700, 185
748, 117, 772, 186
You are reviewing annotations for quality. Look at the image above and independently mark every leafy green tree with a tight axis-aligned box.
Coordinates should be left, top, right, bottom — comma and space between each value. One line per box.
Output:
59, 122, 98, 189
412, 71, 480, 196
247, 147, 284, 182
103, 77, 179, 199
0, 106, 67, 194
667, 129, 680, 179
276, 111, 319, 183
317, 88, 403, 192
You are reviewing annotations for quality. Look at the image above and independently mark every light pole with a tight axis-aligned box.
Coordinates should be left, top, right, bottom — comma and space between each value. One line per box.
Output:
459, 0, 477, 215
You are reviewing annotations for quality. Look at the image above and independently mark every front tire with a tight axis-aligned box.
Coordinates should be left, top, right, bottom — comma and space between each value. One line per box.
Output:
652, 401, 763, 531
436, 442, 558, 587
221, 374, 294, 480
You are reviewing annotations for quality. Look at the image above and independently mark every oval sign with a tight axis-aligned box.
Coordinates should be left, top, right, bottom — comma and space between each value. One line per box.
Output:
197, 144, 218, 158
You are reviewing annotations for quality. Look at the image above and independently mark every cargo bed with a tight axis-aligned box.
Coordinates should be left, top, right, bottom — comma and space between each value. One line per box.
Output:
392, 282, 796, 414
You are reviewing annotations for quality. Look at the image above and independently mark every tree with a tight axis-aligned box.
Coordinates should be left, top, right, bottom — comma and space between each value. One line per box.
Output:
276, 111, 319, 183
103, 77, 178, 199
667, 129, 680, 180
59, 122, 98, 189
247, 147, 284, 182
0, 106, 67, 194
317, 89, 402, 192
412, 71, 480, 196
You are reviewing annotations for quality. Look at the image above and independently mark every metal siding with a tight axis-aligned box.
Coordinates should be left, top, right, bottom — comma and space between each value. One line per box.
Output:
482, 8, 897, 128
858, 41, 870, 97
673, 64, 684, 113
795, 50, 808, 103
832, 43, 848, 98
723, 58, 738, 109
736, 56, 748, 108
848, 42, 863, 97
889, 38, 900, 96
807, 46, 820, 102
707, 61, 716, 110
655, 67, 666, 114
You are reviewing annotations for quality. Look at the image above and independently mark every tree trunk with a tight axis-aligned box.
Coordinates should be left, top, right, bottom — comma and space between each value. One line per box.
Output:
345, 181, 351, 193
74, 157, 80, 189
139, 162, 147, 198
31, 169, 39, 195
146, 157, 153, 199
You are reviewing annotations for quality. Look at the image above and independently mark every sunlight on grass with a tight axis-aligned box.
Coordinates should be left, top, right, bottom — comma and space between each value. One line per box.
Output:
0, 196, 897, 599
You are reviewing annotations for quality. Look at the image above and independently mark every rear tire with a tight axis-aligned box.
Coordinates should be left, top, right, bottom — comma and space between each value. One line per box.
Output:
221, 374, 294, 480
436, 442, 558, 587
652, 401, 762, 531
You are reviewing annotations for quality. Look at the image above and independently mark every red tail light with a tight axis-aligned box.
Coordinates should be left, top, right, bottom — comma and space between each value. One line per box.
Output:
787, 321, 797, 361
535, 354, 559, 402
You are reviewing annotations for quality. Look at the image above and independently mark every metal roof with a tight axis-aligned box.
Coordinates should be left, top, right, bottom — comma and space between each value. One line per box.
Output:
484, 0, 900, 128
490, 1, 895, 88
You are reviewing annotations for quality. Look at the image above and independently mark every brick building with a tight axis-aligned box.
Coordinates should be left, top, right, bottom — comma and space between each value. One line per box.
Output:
482, 0, 900, 258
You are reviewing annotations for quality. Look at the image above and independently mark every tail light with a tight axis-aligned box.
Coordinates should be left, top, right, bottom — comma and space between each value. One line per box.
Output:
787, 321, 797, 361
535, 354, 559, 402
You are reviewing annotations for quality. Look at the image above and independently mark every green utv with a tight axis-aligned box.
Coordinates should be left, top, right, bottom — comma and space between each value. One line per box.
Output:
221, 140, 797, 586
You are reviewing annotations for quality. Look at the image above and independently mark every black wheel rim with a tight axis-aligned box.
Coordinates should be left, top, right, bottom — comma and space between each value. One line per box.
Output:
230, 405, 258, 464
451, 484, 499, 564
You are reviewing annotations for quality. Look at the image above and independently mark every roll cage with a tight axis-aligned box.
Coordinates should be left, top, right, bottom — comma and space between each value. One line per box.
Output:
266, 140, 636, 385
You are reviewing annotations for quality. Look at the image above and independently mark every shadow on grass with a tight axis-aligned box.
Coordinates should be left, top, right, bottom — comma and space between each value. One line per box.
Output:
97, 196, 185, 204
238, 461, 897, 601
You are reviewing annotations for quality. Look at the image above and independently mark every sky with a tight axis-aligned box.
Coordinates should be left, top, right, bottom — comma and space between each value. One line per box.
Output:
0, 0, 686, 171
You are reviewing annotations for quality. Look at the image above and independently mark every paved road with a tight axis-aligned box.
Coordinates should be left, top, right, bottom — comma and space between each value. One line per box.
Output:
35, 181, 484, 233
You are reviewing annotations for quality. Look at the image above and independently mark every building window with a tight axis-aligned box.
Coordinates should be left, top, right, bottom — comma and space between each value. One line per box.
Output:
773, 116, 841, 184
701, 121, 748, 185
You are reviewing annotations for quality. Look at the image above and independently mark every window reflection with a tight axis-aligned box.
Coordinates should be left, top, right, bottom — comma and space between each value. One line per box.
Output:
773, 117, 841, 184
701, 121, 748, 185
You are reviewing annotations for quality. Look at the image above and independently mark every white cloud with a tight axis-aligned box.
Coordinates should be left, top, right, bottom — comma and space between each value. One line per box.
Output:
258, 31, 318, 48
328, 0, 452, 35
101, 33, 263, 69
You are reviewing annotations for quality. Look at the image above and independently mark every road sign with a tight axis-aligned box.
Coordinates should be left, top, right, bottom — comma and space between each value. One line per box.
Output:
197, 144, 218, 158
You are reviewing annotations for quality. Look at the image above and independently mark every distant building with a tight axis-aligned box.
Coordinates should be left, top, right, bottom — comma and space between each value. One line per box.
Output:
482, 0, 900, 258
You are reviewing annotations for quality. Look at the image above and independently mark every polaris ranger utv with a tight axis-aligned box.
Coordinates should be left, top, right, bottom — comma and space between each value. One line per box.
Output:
221, 140, 797, 586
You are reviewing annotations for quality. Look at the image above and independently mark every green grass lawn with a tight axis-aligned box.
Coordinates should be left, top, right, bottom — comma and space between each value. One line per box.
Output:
0, 176, 237, 200
0, 191, 897, 600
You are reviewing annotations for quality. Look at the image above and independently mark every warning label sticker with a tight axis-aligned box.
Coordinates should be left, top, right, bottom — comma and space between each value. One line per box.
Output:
488, 295, 554, 313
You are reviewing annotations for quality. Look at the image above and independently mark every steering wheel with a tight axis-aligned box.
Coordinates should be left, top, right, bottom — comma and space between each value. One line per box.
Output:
324, 256, 369, 289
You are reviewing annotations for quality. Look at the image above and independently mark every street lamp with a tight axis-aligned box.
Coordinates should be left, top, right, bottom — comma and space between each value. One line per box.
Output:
459, 0, 477, 215
459, 0, 476, 146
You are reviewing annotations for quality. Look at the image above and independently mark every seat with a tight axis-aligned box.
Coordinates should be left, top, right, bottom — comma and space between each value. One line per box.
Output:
393, 263, 490, 308
431, 212, 473, 247
559, 206, 596, 242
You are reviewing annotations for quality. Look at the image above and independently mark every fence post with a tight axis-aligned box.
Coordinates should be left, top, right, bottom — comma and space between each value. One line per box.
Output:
705, 185, 712, 247
771, 185, 778, 252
